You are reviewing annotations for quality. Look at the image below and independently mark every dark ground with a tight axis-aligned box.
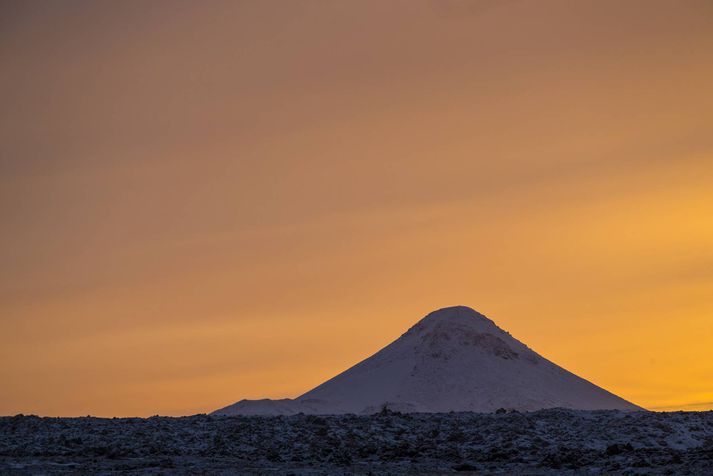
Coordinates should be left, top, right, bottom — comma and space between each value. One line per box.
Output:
1, 409, 712, 474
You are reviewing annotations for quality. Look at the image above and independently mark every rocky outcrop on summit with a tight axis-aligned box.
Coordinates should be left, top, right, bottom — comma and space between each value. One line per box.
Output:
214, 306, 642, 415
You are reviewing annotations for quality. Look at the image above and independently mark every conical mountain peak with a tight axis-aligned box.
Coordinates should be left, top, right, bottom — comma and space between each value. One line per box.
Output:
405, 306, 522, 364
214, 306, 643, 415
423, 305, 490, 321
408, 305, 501, 336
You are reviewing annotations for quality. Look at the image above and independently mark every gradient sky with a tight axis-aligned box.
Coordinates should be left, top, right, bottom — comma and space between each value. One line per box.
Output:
1, 0, 712, 416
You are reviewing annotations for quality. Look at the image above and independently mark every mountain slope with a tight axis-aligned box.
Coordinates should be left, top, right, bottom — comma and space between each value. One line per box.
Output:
214, 306, 642, 415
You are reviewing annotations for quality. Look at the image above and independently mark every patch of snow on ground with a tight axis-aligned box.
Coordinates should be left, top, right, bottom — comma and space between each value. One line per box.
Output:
1, 409, 712, 474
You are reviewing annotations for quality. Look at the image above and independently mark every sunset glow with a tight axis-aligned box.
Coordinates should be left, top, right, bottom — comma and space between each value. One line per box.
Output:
1, 0, 712, 416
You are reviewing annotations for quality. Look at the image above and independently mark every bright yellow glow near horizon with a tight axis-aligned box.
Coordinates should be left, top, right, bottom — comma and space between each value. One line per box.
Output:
1, 0, 712, 416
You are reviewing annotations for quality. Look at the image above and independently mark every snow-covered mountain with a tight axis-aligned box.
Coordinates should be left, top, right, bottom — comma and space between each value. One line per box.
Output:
214, 306, 642, 415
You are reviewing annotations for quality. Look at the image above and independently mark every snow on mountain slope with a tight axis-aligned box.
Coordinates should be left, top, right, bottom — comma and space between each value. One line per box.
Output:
213, 306, 642, 415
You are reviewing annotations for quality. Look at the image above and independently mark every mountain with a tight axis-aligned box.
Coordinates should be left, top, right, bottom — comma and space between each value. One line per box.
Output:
213, 306, 643, 415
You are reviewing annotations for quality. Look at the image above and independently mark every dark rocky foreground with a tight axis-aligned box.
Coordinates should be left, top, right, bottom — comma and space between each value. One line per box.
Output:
1, 409, 712, 474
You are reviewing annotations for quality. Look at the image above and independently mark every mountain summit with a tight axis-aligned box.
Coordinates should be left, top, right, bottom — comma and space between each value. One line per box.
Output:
214, 306, 642, 415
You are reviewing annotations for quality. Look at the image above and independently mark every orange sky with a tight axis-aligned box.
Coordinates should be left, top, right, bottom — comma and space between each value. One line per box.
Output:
1, 0, 712, 416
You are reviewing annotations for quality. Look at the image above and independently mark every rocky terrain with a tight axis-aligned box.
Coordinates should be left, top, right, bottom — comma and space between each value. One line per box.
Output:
2, 409, 712, 474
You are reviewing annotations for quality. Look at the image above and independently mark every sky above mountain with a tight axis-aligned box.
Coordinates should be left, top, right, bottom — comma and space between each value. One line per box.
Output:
1, 0, 712, 416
